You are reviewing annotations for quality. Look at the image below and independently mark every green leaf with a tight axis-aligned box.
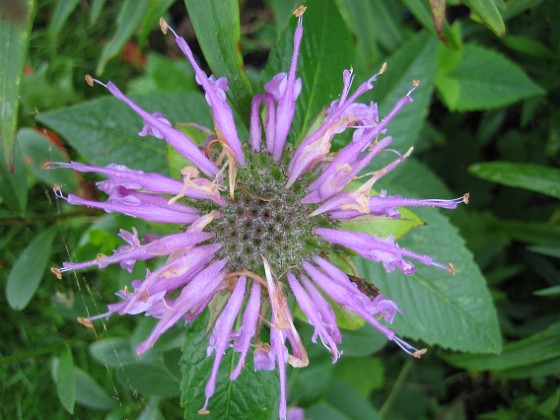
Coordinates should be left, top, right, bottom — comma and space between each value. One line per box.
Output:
6, 226, 57, 310
442, 321, 560, 375
373, 32, 438, 150
335, 0, 403, 72
89, 0, 107, 26
435, 44, 545, 111
493, 219, 560, 247
340, 206, 425, 241
96, 0, 150, 74
48, 0, 79, 41
180, 314, 278, 419
265, 0, 354, 144
89, 337, 139, 367
307, 379, 381, 420
468, 162, 560, 199
17, 128, 76, 190
55, 344, 76, 414
0, 0, 34, 167
74, 367, 117, 410
464, 0, 506, 36
116, 362, 180, 397
128, 53, 195, 94
334, 356, 384, 396
356, 205, 502, 353
184, 0, 253, 124
37, 92, 212, 175
402, 0, 460, 49
0, 136, 28, 215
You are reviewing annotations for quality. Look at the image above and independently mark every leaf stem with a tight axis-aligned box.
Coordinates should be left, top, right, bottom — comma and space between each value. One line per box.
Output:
379, 357, 413, 417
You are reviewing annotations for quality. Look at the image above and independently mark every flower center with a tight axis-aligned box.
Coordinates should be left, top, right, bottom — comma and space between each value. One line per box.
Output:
208, 151, 327, 276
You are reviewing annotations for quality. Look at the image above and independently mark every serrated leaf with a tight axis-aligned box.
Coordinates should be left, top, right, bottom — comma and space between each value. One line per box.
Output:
96, 0, 150, 74
356, 205, 502, 353
184, 0, 253, 124
441, 321, 560, 374
7, 226, 57, 310
373, 31, 438, 151
56, 344, 76, 414
265, 0, 354, 144
435, 44, 544, 111
0, 0, 34, 167
468, 161, 560, 199
74, 367, 117, 410
37, 92, 212, 175
17, 128, 76, 190
181, 314, 278, 419
464, 0, 506, 36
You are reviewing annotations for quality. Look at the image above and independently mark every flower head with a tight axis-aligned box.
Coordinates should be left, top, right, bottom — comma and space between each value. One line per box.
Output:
53, 7, 467, 419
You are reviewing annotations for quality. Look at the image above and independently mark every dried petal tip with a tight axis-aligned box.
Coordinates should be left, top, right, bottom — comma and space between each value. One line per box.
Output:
85, 74, 94, 87
463, 192, 470, 205
77, 317, 94, 329
379, 62, 388, 74
448, 263, 456, 275
50, 267, 62, 280
413, 348, 428, 358
293, 5, 307, 17
159, 17, 168, 35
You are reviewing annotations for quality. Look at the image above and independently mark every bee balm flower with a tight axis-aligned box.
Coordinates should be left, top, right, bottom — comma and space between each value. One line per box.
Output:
52, 6, 467, 419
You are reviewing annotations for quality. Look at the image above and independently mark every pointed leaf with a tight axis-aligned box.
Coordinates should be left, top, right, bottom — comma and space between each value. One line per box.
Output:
7, 226, 57, 310
464, 0, 505, 36
180, 314, 278, 419
48, 0, 80, 41
374, 32, 438, 150
436, 44, 545, 111
96, 0, 150, 74
442, 321, 560, 374
469, 161, 560, 199
184, 0, 253, 123
55, 344, 76, 414
265, 0, 354, 144
0, 0, 34, 167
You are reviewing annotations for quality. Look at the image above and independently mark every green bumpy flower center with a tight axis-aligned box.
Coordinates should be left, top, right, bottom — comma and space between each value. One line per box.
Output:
207, 151, 329, 276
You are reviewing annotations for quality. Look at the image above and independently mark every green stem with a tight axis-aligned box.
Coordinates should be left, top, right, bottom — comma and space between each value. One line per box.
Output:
379, 357, 413, 418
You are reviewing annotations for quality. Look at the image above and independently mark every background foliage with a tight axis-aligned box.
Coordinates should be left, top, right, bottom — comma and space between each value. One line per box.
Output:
1, 0, 559, 418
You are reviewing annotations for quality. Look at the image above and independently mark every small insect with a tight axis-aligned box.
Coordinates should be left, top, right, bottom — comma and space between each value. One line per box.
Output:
347, 274, 382, 300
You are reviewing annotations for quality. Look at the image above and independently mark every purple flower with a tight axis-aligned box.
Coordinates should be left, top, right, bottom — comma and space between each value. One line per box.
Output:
53, 6, 467, 419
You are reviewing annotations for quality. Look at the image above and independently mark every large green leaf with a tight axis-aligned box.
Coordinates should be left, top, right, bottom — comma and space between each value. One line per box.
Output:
436, 44, 544, 111
265, 0, 354, 144
184, 0, 253, 124
37, 92, 212, 175
469, 161, 560, 199
0, 0, 34, 167
180, 314, 278, 419
355, 158, 501, 353
441, 321, 560, 376
464, 0, 506, 36
74, 367, 116, 410
96, 0, 150, 74
373, 32, 438, 151
6, 226, 57, 310
355, 204, 501, 353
